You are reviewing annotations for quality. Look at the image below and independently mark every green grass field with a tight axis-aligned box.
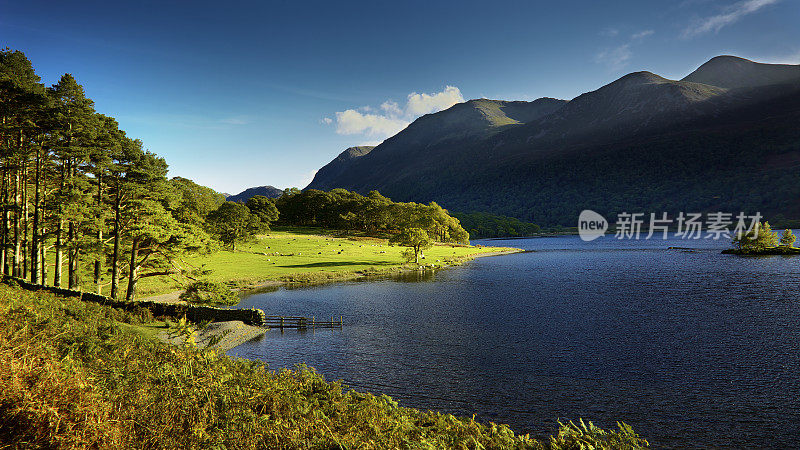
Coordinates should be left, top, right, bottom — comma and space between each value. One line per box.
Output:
134, 229, 518, 297
49, 227, 518, 298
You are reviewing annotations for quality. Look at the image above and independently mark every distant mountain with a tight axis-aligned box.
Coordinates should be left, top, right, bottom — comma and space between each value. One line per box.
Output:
682, 55, 800, 89
308, 98, 565, 191
227, 185, 284, 203
307, 56, 800, 226
310, 146, 375, 191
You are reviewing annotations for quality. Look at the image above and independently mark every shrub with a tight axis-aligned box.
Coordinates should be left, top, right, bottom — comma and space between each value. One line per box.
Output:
179, 281, 239, 305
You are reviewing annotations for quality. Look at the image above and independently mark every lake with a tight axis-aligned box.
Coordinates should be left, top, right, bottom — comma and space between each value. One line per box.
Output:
230, 234, 800, 448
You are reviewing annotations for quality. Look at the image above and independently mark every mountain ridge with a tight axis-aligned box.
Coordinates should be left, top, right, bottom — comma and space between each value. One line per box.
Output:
227, 185, 284, 203
307, 55, 800, 225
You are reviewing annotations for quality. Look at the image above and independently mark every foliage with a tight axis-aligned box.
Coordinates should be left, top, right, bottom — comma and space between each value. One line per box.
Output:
245, 195, 279, 229
549, 419, 649, 449
0, 49, 215, 300
179, 280, 239, 305
205, 201, 265, 251
276, 188, 469, 244
453, 211, 541, 238
779, 229, 796, 248
0, 283, 648, 448
389, 227, 433, 264
168, 176, 226, 226
731, 221, 779, 252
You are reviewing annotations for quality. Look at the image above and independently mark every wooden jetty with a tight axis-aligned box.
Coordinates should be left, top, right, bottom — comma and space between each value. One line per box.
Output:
263, 315, 343, 329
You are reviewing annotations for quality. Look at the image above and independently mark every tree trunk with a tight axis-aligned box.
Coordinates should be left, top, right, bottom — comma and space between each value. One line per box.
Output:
54, 163, 64, 287
110, 190, 121, 299
67, 161, 78, 290
30, 145, 40, 284
12, 164, 20, 277
94, 173, 102, 293
54, 218, 62, 286
40, 232, 47, 286
1, 166, 7, 275
22, 161, 28, 280
125, 237, 138, 302
69, 245, 79, 290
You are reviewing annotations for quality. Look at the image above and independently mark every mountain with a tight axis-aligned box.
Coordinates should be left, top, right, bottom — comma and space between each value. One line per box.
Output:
308, 98, 566, 191
682, 55, 800, 89
310, 146, 375, 191
307, 56, 800, 226
227, 185, 284, 203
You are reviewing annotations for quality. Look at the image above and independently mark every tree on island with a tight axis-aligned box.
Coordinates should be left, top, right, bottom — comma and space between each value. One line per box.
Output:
779, 229, 796, 248
390, 228, 432, 264
732, 221, 779, 252
206, 202, 264, 251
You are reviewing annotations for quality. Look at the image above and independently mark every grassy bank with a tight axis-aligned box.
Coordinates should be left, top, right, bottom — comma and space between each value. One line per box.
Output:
0, 282, 648, 448
132, 228, 521, 297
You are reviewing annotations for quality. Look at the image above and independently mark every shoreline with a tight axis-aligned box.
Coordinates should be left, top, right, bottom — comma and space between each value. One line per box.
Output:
157, 320, 266, 352
141, 247, 525, 305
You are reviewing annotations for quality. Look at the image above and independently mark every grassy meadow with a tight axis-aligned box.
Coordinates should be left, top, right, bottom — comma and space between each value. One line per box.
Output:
124, 227, 519, 298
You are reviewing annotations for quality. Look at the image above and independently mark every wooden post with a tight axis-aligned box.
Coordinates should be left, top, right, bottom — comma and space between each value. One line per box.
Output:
280, 316, 284, 329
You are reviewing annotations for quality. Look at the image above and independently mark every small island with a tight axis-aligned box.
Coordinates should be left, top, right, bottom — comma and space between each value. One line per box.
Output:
722, 222, 800, 255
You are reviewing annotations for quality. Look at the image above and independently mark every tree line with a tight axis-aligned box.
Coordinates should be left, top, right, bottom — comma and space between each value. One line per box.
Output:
273, 188, 469, 244
0, 49, 226, 300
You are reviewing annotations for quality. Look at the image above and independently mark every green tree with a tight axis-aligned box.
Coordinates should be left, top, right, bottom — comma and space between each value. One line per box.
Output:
732, 221, 779, 252
245, 195, 279, 229
169, 177, 226, 226
389, 228, 432, 264
121, 151, 211, 301
206, 202, 263, 251
779, 229, 796, 248
49, 73, 96, 288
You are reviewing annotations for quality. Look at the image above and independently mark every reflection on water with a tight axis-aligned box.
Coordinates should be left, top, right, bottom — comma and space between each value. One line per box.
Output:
230, 234, 800, 448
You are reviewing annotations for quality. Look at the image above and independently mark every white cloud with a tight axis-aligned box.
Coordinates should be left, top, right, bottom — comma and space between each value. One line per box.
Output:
334, 109, 409, 138
320, 117, 333, 124
631, 29, 655, 39
380, 100, 403, 116
405, 86, 464, 116
332, 86, 464, 141
682, 0, 780, 38
594, 44, 632, 71
600, 27, 619, 37
219, 116, 251, 125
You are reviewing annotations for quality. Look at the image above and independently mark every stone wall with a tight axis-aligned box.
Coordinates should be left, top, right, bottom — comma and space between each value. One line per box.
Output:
2, 276, 265, 326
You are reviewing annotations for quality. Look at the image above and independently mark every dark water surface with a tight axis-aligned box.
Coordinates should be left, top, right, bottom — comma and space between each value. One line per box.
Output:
230, 234, 800, 448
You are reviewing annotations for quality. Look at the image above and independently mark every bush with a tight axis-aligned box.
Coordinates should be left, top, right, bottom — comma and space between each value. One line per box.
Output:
179, 281, 239, 305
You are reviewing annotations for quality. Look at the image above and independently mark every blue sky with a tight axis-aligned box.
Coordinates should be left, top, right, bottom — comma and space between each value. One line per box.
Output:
2, 0, 798, 194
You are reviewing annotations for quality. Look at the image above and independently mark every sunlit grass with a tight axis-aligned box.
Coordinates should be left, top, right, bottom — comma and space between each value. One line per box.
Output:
133, 228, 518, 297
